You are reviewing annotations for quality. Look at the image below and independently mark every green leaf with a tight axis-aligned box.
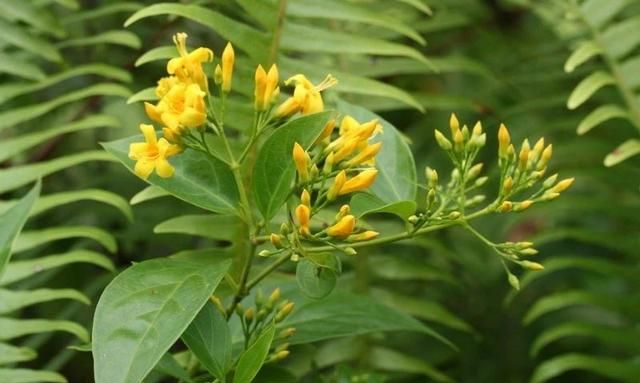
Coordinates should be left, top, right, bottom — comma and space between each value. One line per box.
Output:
337, 100, 417, 203
296, 254, 341, 299
368, 347, 454, 383
233, 323, 276, 383
0, 0, 65, 37
0, 84, 131, 131
620, 55, 640, 88
0, 343, 36, 364
350, 193, 416, 220
103, 135, 239, 215
0, 115, 119, 162
92, 254, 232, 383
0, 19, 62, 62
14, 226, 117, 254
0, 318, 88, 342
57, 30, 141, 49
34, 189, 132, 221
154, 214, 241, 241
396, 0, 432, 15
287, 0, 425, 45
127, 87, 157, 104
62, 2, 143, 24
135, 46, 175, 67
0, 288, 89, 314
530, 353, 640, 383
124, 3, 268, 62
567, 71, 615, 110
0, 53, 46, 81
253, 112, 333, 221
576, 104, 629, 135
130, 186, 169, 205
282, 291, 454, 349
0, 368, 66, 383
0, 250, 114, 286
0, 181, 39, 278
154, 353, 193, 383
564, 41, 601, 73
580, 0, 628, 29
601, 15, 640, 59
604, 139, 640, 167
182, 303, 232, 381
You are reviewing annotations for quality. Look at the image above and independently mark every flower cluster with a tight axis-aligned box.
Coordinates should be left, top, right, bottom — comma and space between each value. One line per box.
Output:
128, 32, 338, 180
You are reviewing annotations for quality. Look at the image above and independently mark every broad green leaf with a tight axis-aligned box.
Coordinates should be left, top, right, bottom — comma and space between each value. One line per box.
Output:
350, 193, 416, 220
130, 186, 169, 205
282, 291, 454, 349
530, 353, 640, 383
601, 15, 640, 58
14, 226, 117, 254
92, 254, 232, 383
0, 66, 131, 106
296, 254, 341, 299
0, 318, 88, 341
57, 30, 141, 49
0, 288, 89, 314
567, 71, 615, 110
282, 23, 430, 66
154, 353, 193, 383
0, 19, 62, 62
0, 181, 39, 278
127, 87, 157, 104
373, 288, 474, 333
0, 343, 36, 364
0, 84, 131, 131
337, 100, 417, 203
155, 214, 241, 241
0, 368, 66, 383
0, 0, 65, 37
604, 139, 640, 167
0, 151, 115, 193
0, 53, 45, 81
253, 112, 333, 221
103, 134, 239, 215
564, 41, 601, 72
287, 0, 425, 45
531, 322, 640, 357
577, 104, 629, 135
233, 323, 276, 383
135, 46, 175, 67
0, 115, 119, 162
124, 3, 268, 62
182, 303, 232, 381
0, 250, 114, 286
368, 347, 454, 383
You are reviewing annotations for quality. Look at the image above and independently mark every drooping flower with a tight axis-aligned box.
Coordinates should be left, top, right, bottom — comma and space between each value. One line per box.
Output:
327, 215, 356, 238
128, 124, 180, 179
338, 169, 378, 195
166, 33, 213, 91
145, 83, 206, 131
276, 74, 337, 117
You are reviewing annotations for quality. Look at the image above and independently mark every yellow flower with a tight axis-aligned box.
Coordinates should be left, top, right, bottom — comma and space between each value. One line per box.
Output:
295, 204, 311, 236
315, 119, 336, 145
345, 142, 382, 167
339, 169, 378, 195
167, 33, 213, 91
128, 124, 180, 180
145, 83, 207, 131
327, 170, 347, 200
221, 42, 235, 93
327, 215, 356, 238
254, 64, 279, 111
155, 76, 180, 98
276, 74, 337, 117
292, 142, 310, 182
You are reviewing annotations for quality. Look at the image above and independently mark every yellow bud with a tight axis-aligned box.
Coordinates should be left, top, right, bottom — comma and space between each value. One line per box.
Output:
328, 170, 347, 200
513, 200, 534, 211
270, 233, 283, 249
244, 307, 255, 322
543, 173, 558, 189
453, 129, 464, 152
472, 121, 483, 137
538, 144, 553, 170
468, 163, 483, 180
300, 189, 311, 207
503, 176, 514, 194
221, 42, 234, 93
521, 260, 544, 271
508, 273, 520, 290
264, 64, 279, 108
542, 191, 560, 201
316, 119, 336, 144
339, 169, 378, 195
268, 288, 281, 306
348, 230, 379, 242
292, 142, 309, 182
327, 215, 356, 238
434, 129, 452, 150
498, 123, 511, 158
214, 64, 223, 85
520, 248, 539, 256
531, 137, 545, 161
519, 139, 530, 170
449, 113, 460, 136
498, 201, 513, 213
346, 142, 382, 167
254, 64, 267, 111
336, 204, 350, 220
333, 137, 359, 163
425, 167, 438, 188
274, 350, 290, 361
294, 204, 311, 235
552, 177, 575, 193
276, 302, 295, 322
277, 327, 296, 339
323, 152, 335, 175
210, 295, 226, 314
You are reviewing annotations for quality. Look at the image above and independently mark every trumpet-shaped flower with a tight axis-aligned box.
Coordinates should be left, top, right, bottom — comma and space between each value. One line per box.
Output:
339, 169, 378, 195
167, 33, 213, 91
145, 83, 206, 131
327, 215, 356, 238
128, 124, 180, 179
276, 74, 337, 117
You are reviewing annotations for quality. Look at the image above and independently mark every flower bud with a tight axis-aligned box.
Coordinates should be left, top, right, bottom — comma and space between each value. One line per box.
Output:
434, 129, 452, 150
323, 152, 335, 175
280, 222, 291, 235
336, 204, 350, 220
244, 307, 255, 323
292, 142, 309, 182
425, 167, 438, 188
344, 247, 357, 255
214, 64, 223, 85
472, 121, 483, 137
519, 248, 539, 256
537, 144, 553, 170
300, 189, 311, 207
551, 178, 575, 193
498, 123, 511, 158
426, 188, 437, 207
467, 163, 483, 180
543, 173, 558, 189
502, 176, 514, 195
348, 230, 379, 242
210, 295, 226, 314
221, 42, 235, 93
508, 273, 520, 290
449, 113, 460, 136
465, 194, 485, 206
475, 176, 488, 187
275, 302, 295, 322
513, 200, 533, 211
448, 211, 461, 220
327, 215, 356, 238
328, 170, 347, 200
408, 215, 420, 224
453, 129, 465, 152
542, 191, 560, 201
258, 249, 271, 257
277, 327, 296, 339
316, 119, 336, 144
521, 260, 544, 270
254, 64, 267, 111
268, 288, 281, 307
498, 201, 513, 213
270, 233, 283, 249
339, 169, 378, 195
519, 139, 530, 170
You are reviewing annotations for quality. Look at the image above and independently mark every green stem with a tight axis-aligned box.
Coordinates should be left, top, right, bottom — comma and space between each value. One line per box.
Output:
246, 252, 291, 290
268, 0, 288, 66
